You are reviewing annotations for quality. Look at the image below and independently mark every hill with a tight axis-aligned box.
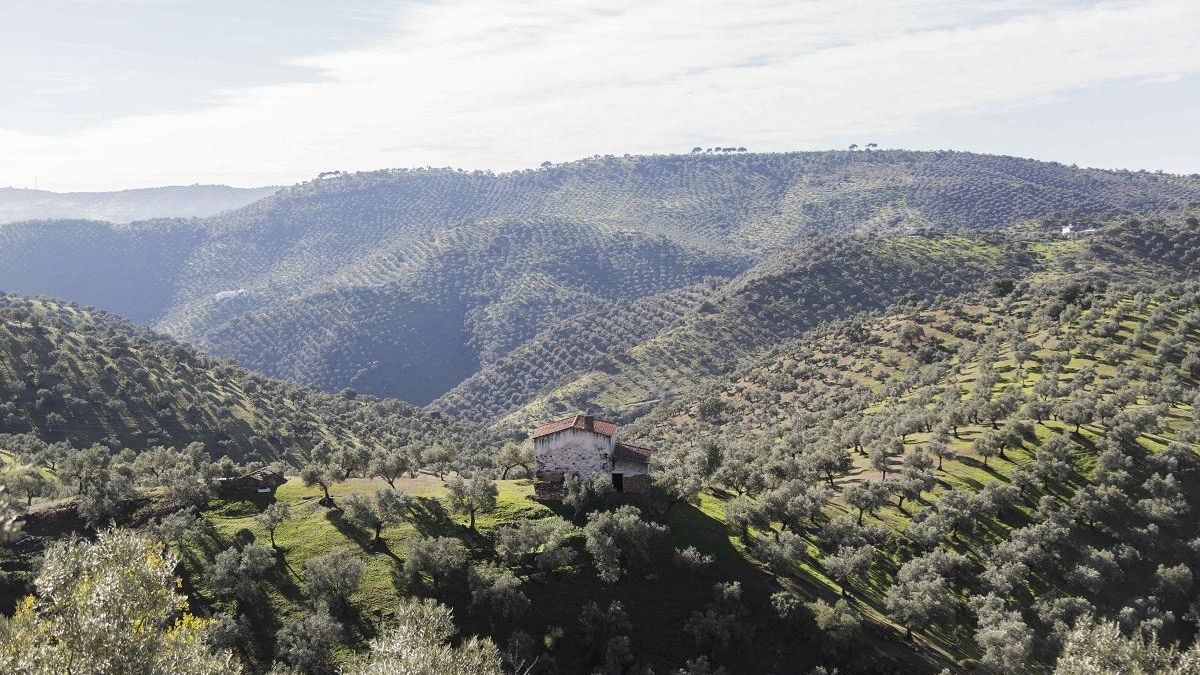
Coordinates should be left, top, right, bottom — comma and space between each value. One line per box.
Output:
610, 272, 1200, 670
8, 269, 1200, 674
1, 151, 1198, 406
3, 211, 1200, 673
0, 184, 279, 224
482, 215, 1200, 430
0, 294, 489, 466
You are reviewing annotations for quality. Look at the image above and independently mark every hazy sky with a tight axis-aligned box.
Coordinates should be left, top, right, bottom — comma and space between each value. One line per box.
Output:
3, 0, 1199, 191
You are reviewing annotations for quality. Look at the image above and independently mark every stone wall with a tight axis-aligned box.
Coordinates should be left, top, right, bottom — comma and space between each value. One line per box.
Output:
622, 474, 653, 495
533, 428, 613, 480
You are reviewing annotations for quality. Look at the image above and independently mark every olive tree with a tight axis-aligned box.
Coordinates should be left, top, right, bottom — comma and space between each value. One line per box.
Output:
844, 480, 889, 525
684, 581, 749, 655
494, 515, 577, 574
0, 528, 239, 674
343, 487, 411, 545
971, 593, 1033, 674
369, 449, 412, 488
341, 598, 502, 675
584, 506, 668, 583
302, 548, 364, 609
0, 465, 57, 506
273, 609, 342, 675
1053, 617, 1200, 675
255, 501, 292, 548
210, 543, 276, 602
446, 475, 498, 531
403, 536, 467, 598
886, 554, 955, 640
492, 442, 533, 480
467, 562, 529, 621
300, 444, 345, 504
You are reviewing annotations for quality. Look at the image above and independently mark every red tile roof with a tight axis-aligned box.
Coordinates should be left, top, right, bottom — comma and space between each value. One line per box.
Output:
532, 414, 618, 439
613, 442, 652, 464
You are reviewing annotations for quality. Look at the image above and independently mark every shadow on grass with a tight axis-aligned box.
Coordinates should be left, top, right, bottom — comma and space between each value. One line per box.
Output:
408, 497, 460, 538
325, 507, 376, 553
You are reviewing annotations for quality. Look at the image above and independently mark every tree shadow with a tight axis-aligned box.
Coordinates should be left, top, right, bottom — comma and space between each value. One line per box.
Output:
324, 507, 376, 553
334, 601, 378, 646
407, 497, 460, 537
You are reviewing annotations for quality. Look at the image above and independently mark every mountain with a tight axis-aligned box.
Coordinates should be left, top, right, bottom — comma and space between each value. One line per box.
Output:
1, 150, 1198, 408
0, 184, 279, 224
0, 294, 487, 465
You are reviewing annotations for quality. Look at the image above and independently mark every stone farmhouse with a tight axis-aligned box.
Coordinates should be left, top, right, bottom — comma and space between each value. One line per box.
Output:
532, 414, 652, 496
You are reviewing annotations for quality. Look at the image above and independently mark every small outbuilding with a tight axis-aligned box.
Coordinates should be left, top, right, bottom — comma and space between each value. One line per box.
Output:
531, 414, 652, 498
217, 466, 288, 496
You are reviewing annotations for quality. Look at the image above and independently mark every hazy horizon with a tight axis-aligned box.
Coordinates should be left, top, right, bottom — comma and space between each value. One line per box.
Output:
4, 0, 1199, 192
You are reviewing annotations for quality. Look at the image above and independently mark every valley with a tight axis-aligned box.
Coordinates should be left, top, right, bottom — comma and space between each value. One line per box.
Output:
3, 151, 1200, 674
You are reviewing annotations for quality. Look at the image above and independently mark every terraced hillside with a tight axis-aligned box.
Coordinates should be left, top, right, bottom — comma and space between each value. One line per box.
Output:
11, 274, 1198, 674
619, 276, 1200, 670
491, 216, 1200, 430
0, 294, 488, 465
184, 220, 742, 404
1, 151, 1198, 405
462, 231, 1034, 427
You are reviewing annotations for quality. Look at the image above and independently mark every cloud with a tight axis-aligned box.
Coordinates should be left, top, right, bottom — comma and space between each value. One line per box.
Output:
1, 0, 1198, 190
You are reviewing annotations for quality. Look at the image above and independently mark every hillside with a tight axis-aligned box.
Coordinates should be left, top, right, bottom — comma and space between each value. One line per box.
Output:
480, 231, 1035, 428
488, 216, 1200, 430
0, 294, 489, 466
614, 274, 1200, 670
1, 151, 1198, 406
0, 184, 279, 224
8, 271, 1199, 674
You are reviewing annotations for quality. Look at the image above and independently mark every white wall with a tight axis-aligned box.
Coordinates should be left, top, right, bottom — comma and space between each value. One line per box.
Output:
533, 428, 614, 480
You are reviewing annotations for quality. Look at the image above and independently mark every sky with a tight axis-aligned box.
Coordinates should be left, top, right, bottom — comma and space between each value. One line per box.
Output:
2, 0, 1199, 192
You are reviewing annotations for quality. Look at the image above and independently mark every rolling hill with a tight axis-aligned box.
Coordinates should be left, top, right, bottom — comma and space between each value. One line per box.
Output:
3, 156, 1200, 675
1, 150, 1198, 408
612, 268, 1200, 671
0, 294, 489, 466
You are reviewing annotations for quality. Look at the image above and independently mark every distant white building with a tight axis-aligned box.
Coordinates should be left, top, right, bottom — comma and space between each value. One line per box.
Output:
531, 414, 651, 493
213, 288, 249, 301
1061, 223, 1098, 237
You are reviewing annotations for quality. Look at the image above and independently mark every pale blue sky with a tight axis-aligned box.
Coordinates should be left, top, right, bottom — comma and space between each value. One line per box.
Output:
2, 0, 1197, 191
